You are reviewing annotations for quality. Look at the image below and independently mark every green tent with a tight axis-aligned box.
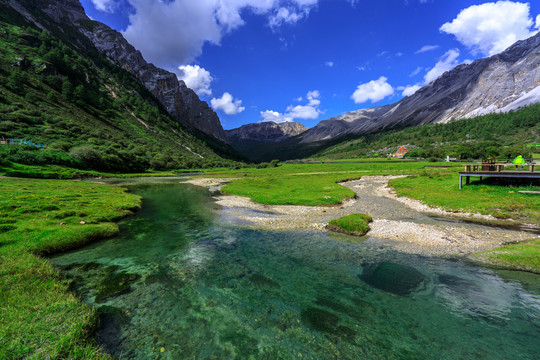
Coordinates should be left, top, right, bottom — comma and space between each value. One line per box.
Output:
512, 155, 526, 165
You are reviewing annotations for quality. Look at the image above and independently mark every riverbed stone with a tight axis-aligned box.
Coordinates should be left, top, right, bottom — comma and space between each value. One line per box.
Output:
359, 262, 425, 295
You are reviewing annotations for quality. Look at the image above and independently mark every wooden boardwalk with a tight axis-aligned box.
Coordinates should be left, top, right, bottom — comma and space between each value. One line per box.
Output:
459, 164, 540, 189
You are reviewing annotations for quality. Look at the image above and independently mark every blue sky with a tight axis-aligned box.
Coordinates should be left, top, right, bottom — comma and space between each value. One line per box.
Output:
81, 1, 540, 130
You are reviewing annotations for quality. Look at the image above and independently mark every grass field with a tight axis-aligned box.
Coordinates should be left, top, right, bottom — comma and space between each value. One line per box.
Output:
0, 177, 141, 359
203, 162, 540, 224
218, 161, 443, 205
0, 162, 180, 179
1, 161, 538, 358
469, 239, 540, 274
389, 174, 540, 222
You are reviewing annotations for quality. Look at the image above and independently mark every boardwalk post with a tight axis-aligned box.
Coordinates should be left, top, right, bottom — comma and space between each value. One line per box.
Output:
459, 165, 539, 189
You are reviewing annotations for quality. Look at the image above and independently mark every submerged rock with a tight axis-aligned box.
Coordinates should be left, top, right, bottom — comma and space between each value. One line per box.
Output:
93, 267, 141, 303
248, 273, 280, 288
301, 307, 339, 333
98, 305, 131, 354
359, 262, 425, 295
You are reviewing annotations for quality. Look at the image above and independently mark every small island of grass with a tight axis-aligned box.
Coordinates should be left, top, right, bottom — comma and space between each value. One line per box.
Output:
469, 239, 540, 274
326, 213, 373, 236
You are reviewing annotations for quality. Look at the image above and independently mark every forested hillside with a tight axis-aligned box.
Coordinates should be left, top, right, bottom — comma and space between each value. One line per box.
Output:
0, 8, 243, 174
310, 103, 540, 160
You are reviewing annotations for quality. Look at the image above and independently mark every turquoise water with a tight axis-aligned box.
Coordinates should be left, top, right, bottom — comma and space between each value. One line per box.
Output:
52, 181, 540, 359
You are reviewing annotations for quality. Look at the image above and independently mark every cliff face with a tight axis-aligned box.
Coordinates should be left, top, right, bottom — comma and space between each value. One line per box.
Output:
226, 121, 308, 144
7, 0, 229, 143
78, 23, 229, 143
302, 31, 540, 143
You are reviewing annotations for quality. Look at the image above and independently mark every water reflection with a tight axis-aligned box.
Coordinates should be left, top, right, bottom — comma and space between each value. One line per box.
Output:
52, 181, 540, 359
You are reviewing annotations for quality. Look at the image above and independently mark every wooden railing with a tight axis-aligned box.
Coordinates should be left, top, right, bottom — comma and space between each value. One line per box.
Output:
464, 164, 535, 172
464, 164, 505, 172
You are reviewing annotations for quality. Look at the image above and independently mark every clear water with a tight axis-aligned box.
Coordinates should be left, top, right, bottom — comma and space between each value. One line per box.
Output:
51, 180, 540, 360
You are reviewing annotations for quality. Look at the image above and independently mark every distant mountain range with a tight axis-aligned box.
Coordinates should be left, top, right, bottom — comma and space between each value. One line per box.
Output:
227, 30, 540, 160
301, 30, 540, 143
3, 0, 540, 164
226, 121, 307, 144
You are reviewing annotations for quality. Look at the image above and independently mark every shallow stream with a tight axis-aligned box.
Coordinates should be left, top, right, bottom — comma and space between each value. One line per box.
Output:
51, 179, 540, 359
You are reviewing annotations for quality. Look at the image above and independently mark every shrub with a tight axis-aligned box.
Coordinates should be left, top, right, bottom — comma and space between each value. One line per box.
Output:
48, 141, 71, 152
69, 146, 102, 168
46, 91, 57, 102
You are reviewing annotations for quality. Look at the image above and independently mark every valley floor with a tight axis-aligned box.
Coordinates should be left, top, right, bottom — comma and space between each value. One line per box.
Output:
185, 176, 538, 256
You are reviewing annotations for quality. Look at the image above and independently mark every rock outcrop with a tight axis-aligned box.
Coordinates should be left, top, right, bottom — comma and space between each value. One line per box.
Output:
77, 22, 229, 143
226, 121, 308, 144
302, 31, 540, 143
6, 0, 229, 143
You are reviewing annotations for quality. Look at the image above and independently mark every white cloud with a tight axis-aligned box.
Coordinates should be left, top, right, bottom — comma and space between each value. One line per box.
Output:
261, 110, 284, 122
269, 7, 303, 28
260, 90, 322, 123
440, 1, 539, 56
415, 45, 439, 54
325, 61, 334, 67
306, 90, 320, 105
409, 66, 423, 77
351, 76, 394, 104
91, 0, 116, 12
400, 48, 463, 97
176, 65, 213, 96
401, 84, 422, 96
536, 14, 540, 29
424, 49, 460, 83
123, 0, 319, 68
211, 92, 245, 115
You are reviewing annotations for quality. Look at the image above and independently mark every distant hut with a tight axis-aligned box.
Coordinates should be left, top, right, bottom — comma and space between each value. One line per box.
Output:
394, 146, 409, 158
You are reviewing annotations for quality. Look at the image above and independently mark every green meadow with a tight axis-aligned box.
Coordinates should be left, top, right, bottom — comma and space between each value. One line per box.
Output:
1, 159, 539, 358
389, 173, 540, 222
0, 177, 140, 359
469, 239, 540, 274
219, 161, 443, 206
205, 161, 540, 224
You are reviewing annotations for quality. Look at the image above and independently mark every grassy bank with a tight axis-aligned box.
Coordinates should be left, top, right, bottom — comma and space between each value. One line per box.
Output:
207, 162, 539, 224
0, 177, 141, 359
0, 162, 181, 179
219, 161, 443, 205
390, 173, 540, 223
469, 239, 540, 274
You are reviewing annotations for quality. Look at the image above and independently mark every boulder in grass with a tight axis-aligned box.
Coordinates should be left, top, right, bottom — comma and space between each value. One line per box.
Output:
359, 262, 425, 295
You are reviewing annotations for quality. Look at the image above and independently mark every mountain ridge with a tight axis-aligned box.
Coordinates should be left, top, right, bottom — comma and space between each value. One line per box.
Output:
3, 0, 230, 144
0, 1, 243, 172
226, 121, 308, 143
301, 31, 540, 143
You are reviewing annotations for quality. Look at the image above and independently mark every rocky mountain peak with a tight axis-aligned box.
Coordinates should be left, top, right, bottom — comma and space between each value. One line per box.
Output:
226, 121, 308, 143
5, 0, 230, 144
300, 30, 540, 143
